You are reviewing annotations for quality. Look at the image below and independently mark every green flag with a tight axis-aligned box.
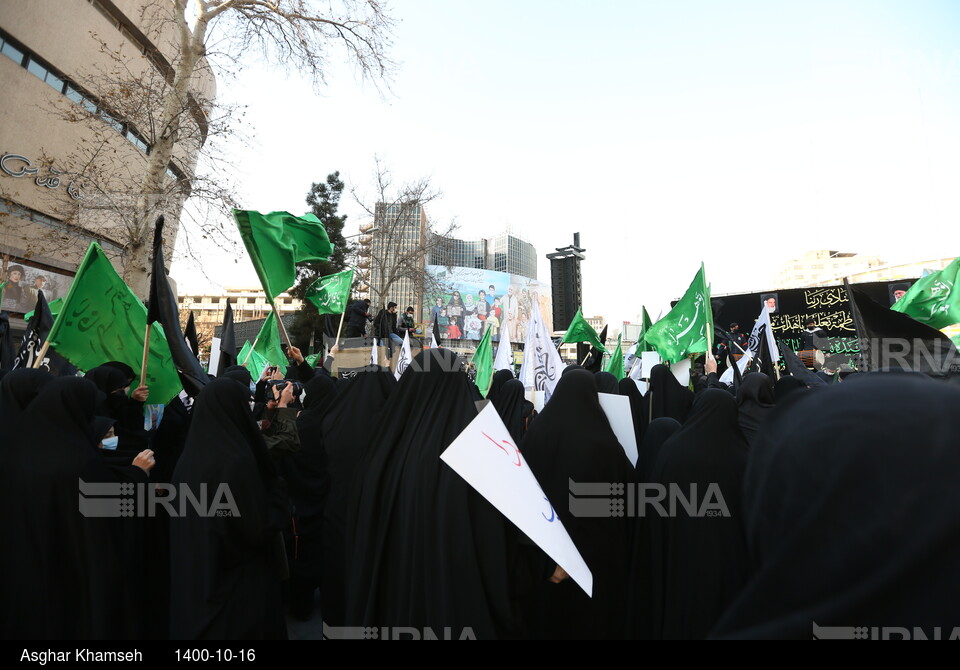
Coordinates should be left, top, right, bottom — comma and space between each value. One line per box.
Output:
305, 269, 354, 315
603, 333, 625, 380
238, 341, 268, 374
251, 311, 288, 369
233, 209, 334, 300
644, 263, 713, 363
952, 333, 960, 350
638, 306, 655, 352
305, 352, 323, 368
24, 296, 64, 321
45, 243, 183, 404
891, 257, 960, 329
561, 308, 607, 352
472, 323, 495, 397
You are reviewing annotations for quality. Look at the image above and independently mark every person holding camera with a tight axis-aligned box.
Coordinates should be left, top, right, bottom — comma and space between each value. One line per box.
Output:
260, 369, 302, 456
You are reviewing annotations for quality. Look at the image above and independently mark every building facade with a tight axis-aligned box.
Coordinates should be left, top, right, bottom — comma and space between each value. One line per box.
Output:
177, 286, 303, 353
775, 250, 886, 288
0, 1, 213, 330
431, 232, 538, 279
363, 201, 430, 315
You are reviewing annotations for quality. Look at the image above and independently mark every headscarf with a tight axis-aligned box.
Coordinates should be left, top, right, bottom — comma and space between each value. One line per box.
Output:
594, 371, 619, 394
490, 378, 527, 443
644, 389, 749, 639
736, 372, 776, 448
519, 369, 632, 639
713, 374, 960, 639
773, 375, 806, 403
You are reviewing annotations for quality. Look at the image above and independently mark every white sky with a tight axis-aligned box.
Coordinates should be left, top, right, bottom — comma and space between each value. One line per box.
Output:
171, 0, 960, 327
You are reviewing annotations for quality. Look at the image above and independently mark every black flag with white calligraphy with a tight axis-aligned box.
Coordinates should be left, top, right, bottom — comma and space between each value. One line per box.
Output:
12, 291, 76, 375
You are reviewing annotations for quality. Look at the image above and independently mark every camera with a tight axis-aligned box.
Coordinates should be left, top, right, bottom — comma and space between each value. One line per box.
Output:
266, 379, 304, 397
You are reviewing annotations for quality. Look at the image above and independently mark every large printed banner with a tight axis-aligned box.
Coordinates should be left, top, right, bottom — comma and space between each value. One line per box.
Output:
708, 280, 918, 367
1, 256, 75, 314
424, 265, 552, 342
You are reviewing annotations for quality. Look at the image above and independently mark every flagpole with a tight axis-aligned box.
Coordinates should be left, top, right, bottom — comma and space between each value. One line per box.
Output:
332, 309, 346, 353
268, 297, 294, 350
241, 333, 261, 367
140, 323, 151, 386
30, 341, 51, 370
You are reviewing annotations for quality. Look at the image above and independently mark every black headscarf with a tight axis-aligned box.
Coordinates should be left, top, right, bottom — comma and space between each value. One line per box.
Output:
487, 369, 515, 404
221, 365, 253, 387
594, 371, 620, 394
643, 364, 694, 426
773, 375, 806, 403
618, 378, 645, 448
319, 368, 396, 626
346, 348, 520, 639
169, 378, 288, 640
491, 378, 527, 443
519, 368, 632, 639
643, 389, 749, 639
736, 372, 776, 448
713, 374, 960, 639
2, 377, 125, 639
0, 368, 52, 443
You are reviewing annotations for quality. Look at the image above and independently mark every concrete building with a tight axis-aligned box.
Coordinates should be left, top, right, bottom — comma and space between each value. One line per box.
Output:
363, 201, 430, 315
774, 250, 886, 288
431, 231, 538, 279
0, 1, 214, 329
804, 255, 957, 287
178, 286, 303, 353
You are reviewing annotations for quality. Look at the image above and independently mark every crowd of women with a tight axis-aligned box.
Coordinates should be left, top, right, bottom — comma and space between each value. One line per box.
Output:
1, 348, 958, 640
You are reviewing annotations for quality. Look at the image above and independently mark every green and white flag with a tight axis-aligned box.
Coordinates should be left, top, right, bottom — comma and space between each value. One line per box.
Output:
561, 308, 606, 352
644, 264, 713, 363
305, 269, 354, 315
891, 257, 960, 329
45, 243, 182, 404
240, 311, 287, 371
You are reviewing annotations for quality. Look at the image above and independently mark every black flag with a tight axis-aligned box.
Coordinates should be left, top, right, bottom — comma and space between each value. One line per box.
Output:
433, 313, 441, 346
217, 301, 237, 373
11, 292, 75, 375
147, 216, 209, 396
0, 312, 13, 370
184, 311, 200, 359
777, 338, 826, 387
845, 279, 960, 381
583, 324, 607, 373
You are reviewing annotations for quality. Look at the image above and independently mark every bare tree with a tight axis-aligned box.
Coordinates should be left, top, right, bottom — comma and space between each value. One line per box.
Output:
22, 0, 396, 298
352, 158, 457, 318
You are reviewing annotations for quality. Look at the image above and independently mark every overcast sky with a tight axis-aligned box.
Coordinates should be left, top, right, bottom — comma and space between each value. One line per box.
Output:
171, 0, 960, 327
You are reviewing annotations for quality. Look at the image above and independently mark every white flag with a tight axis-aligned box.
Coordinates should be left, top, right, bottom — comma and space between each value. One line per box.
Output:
719, 305, 779, 385
518, 305, 563, 400
494, 318, 513, 371
395, 329, 412, 381
370, 337, 378, 366
440, 404, 593, 596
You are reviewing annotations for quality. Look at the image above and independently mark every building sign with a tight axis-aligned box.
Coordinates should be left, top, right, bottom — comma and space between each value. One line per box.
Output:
1, 152, 85, 200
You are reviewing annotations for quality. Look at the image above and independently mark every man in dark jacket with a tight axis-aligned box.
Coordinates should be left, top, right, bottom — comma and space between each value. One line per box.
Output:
374, 302, 402, 357
344, 298, 371, 338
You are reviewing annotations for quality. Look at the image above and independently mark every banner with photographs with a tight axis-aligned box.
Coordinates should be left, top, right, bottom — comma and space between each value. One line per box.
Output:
1, 257, 75, 314
424, 265, 553, 342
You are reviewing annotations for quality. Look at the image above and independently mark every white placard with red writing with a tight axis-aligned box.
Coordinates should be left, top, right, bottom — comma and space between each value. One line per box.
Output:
440, 403, 593, 597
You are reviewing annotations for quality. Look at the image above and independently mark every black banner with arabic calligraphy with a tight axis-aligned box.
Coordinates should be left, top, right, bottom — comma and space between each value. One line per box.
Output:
707, 280, 915, 368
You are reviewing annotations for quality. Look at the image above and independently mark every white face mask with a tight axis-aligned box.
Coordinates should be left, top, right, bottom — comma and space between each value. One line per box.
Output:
101, 436, 119, 450
249, 382, 257, 395
249, 401, 256, 412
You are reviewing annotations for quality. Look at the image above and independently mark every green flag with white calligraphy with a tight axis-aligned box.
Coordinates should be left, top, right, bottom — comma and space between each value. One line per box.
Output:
305, 269, 354, 315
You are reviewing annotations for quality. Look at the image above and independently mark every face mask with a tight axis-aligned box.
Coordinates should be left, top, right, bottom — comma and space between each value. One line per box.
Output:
102, 436, 119, 450
249, 382, 256, 395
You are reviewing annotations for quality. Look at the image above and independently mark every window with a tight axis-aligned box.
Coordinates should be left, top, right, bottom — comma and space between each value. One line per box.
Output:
0, 39, 24, 65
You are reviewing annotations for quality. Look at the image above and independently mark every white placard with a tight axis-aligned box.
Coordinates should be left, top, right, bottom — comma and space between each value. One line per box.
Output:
640, 351, 662, 379
670, 357, 691, 387
440, 404, 593, 597
208, 337, 222, 376
597, 392, 639, 467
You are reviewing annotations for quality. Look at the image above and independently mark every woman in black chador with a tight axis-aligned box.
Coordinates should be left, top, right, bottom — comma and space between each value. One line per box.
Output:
346, 348, 522, 639
713, 374, 960, 639
169, 378, 291, 640
519, 368, 632, 639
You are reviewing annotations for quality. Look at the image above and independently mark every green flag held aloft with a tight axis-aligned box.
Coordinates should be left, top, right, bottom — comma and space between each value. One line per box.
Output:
45, 243, 183, 404
238, 340, 269, 375
472, 323, 495, 397
247, 311, 288, 370
644, 263, 713, 363
305, 268, 354, 315
603, 333, 625, 380
561, 308, 607, 352
234, 209, 334, 300
638, 306, 655, 352
891, 257, 960, 329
